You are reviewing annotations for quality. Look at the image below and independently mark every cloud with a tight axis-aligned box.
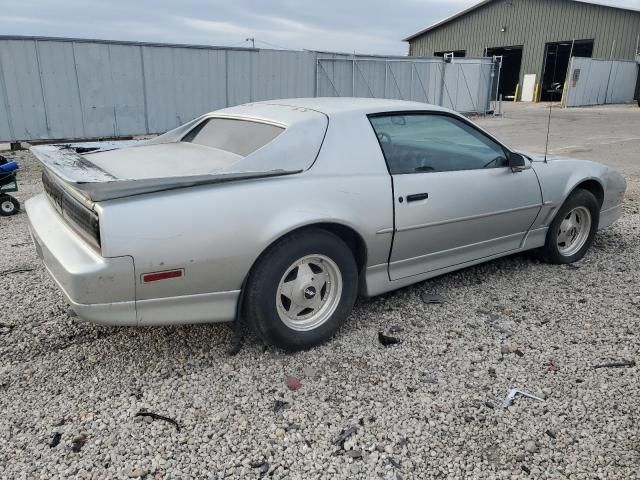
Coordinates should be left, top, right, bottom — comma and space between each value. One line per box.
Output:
0, 0, 637, 55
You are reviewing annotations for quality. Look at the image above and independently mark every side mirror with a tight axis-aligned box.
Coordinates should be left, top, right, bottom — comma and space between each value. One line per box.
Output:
508, 152, 530, 172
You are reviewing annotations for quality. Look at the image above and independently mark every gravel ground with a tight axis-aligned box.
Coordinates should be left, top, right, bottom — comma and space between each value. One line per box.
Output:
1, 105, 639, 479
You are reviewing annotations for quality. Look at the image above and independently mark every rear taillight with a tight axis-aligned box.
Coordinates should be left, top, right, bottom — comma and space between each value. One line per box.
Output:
43, 171, 101, 249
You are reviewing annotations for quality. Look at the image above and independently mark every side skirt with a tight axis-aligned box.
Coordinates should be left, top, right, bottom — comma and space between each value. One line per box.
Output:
362, 227, 548, 297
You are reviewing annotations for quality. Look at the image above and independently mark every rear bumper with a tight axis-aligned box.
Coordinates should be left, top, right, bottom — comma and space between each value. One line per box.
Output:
599, 204, 623, 230
25, 194, 137, 326
26, 193, 239, 326
136, 290, 239, 326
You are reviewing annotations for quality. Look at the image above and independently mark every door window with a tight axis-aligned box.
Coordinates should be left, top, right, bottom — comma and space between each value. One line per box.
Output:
369, 114, 509, 174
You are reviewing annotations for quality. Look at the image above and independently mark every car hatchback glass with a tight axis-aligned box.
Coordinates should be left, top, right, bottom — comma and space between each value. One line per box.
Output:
183, 118, 284, 157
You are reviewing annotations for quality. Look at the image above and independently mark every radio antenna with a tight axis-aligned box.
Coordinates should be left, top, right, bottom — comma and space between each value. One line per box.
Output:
544, 42, 562, 163
544, 99, 552, 163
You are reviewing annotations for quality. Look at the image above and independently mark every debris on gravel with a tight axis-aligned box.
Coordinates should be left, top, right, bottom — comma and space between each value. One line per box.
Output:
420, 292, 445, 304
273, 399, 288, 413
500, 388, 545, 408
70, 433, 87, 453
48, 432, 62, 448
134, 410, 181, 431
377, 331, 402, 346
333, 426, 358, 447
592, 359, 636, 369
285, 375, 302, 391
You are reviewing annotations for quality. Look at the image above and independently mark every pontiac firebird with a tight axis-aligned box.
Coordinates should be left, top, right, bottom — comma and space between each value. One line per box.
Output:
25, 98, 626, 350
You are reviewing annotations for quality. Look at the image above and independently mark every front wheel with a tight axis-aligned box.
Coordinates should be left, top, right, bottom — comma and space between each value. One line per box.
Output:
539, 189, 600, 264
244, 229, 358, 351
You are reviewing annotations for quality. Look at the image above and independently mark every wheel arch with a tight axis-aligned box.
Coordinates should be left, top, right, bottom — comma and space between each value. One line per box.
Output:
252, 222, 368, 274
572, 179, 604, 207
237, 222, 368, 323
241, 222, 368, 296
546, 177, 604, 229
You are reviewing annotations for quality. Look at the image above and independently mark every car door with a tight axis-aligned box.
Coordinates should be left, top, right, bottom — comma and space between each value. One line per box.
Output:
369, 112, 542, 281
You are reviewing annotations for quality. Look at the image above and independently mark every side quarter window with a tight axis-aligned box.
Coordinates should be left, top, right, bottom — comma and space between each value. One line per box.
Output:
369, 114, 509, 174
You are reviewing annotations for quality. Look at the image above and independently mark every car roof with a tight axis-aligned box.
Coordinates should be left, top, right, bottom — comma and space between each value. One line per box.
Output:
251, 97, 451, 116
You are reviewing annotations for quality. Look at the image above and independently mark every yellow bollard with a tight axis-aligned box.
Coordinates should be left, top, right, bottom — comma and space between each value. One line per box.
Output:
514, 84, 520, 102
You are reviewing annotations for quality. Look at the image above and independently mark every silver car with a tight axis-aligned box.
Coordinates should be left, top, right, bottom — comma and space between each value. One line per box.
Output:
26, 98, 626, 351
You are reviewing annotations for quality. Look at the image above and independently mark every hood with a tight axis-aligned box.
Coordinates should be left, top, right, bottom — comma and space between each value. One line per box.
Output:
521, 151, 586, 163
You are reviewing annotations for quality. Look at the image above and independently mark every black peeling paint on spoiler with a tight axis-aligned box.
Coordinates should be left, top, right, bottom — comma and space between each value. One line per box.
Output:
31, 144, 302, 202
31, 144, 119, 183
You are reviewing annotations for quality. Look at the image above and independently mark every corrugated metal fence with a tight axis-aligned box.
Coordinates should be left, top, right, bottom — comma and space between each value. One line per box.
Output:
0, 37, 495, 142
564, 57, 640, 107
316, 56, 494, 114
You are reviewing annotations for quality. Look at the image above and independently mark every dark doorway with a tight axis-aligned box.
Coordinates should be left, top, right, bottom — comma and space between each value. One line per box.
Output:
486, 46, 523, 99
434, 50, 466, 58
541, 40, 593, 101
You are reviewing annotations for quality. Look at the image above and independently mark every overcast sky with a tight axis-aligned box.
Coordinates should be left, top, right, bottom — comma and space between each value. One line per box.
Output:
1, 0, 639, 55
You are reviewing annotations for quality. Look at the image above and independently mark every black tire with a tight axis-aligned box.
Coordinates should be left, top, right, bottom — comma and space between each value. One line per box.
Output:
0, 195, 19, 216
244, 229, 358, 351
539, 189, 600, 264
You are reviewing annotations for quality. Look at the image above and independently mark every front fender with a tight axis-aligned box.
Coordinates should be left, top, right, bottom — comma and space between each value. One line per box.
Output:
529, 157, 617, 228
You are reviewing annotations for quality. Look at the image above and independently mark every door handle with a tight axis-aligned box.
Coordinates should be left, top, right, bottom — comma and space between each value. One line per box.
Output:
406, 193, 429, 202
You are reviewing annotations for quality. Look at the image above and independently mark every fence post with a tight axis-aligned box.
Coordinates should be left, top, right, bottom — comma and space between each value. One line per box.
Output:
438, 62, 446, 107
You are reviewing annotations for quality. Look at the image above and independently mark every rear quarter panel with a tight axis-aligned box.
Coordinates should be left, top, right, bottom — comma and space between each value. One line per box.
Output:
97, 112, 393, 301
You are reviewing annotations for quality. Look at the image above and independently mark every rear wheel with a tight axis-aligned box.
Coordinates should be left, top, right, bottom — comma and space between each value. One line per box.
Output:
244, 229, 358, 351
539, 189, 599, 264
0, 195, 19, 216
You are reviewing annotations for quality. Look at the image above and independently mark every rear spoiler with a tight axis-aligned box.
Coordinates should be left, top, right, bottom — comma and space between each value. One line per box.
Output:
31, 143, 301, 202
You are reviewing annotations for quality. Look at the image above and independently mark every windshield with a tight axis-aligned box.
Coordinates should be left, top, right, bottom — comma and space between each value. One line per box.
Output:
182, 118, 284, 157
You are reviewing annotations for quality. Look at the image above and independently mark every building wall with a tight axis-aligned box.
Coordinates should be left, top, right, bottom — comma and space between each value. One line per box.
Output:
408, 0, 640, 98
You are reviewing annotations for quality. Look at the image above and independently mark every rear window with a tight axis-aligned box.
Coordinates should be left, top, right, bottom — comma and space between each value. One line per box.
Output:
182, 118, 284, 157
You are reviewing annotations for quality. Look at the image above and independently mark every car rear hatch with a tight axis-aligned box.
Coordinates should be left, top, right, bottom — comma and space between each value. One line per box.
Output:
31, 105, 328, 246
31, 142, 302, 203
30, 106, 329, 203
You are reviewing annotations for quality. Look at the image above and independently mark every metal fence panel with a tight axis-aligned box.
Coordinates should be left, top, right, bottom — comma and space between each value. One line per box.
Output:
252, 50, 316, 101
607, 61, 638, 104
107, 44, 148, 136
565, 57, 639, 107
142, 46, 226, 133
316, 58, 354, 97
354, 60, 386, 98
410, 61, 442, 104
226, 50, 253, 108
36, 41, 86, 139
73, 42, 147, 138
317, 57, 493, 113
0, 37, 496, 142
0, 46, 15, 139
384, 62, 411, 100
0, 40, 49, 140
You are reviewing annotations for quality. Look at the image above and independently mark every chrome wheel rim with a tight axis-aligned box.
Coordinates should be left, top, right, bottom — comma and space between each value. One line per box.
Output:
557, 206, 591, 257
1, 200, 14, 214
276, 254, 343, 332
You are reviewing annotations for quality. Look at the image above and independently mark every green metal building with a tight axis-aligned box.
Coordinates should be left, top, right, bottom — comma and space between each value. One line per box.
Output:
404, 0, 640, 101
